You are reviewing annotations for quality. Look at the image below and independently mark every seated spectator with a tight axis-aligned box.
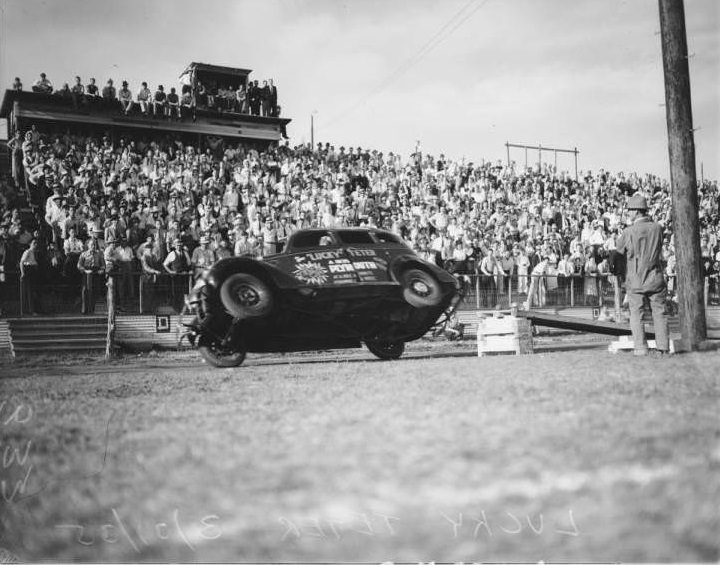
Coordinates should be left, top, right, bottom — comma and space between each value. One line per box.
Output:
70, 76, 86, 110
153, 85, 167, 116
12, 77, 23, 91
85, 77, 99, 101
102, 78, 117, 108
32, 72, 53, 94
166, 87, 180, 120
180, 88, 195, 121
55, 83, 72, 101
118, 80, 133, 114
136, 82, 152, 115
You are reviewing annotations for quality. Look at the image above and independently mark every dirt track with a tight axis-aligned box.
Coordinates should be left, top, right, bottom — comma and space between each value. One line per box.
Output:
1, 342, 718, 563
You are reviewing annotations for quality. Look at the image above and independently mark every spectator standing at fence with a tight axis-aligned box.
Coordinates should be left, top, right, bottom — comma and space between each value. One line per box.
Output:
77, 238, 104, 314
118, 81, 133, 114
523, 250, 551, 311
32, 73, 53, 94
62, 226, 84, 277
116, 237, 136, 304
19, 239, 40, 315
616, 193, 669, 356
583, 248, 599, 305
191, 235, 215, 280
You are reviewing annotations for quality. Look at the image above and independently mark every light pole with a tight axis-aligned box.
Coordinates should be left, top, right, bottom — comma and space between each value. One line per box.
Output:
310, 110, 318, 150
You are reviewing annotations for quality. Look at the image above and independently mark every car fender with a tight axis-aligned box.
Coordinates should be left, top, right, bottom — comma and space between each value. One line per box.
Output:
206, 257, 297, 290
388, 254, 457, 286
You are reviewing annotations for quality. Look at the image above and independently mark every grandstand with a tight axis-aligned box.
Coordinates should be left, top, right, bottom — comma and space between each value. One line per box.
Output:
0, 62, 718, 356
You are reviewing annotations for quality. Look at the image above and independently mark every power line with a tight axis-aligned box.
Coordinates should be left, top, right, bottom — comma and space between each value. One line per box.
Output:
318, 0, 490, 130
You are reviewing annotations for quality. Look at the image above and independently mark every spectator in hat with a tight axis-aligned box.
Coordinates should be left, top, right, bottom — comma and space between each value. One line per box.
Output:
12, 77, 23, 91
163, 238, 191, 275
77, 238, 105, 314
118, 81, 133, 114
191, 235, 215, 280
616, 193, 669, 356
32, 72, 53, 94
164, 238, 191, 311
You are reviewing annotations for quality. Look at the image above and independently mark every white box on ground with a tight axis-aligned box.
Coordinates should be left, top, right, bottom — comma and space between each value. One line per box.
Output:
477, 315, 533, 357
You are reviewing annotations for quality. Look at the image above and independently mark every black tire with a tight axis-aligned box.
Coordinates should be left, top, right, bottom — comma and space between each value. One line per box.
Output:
220, 273, 274, 319
198, 340, 246, 368
400, 268, 443, 308
366, 340, 405, 360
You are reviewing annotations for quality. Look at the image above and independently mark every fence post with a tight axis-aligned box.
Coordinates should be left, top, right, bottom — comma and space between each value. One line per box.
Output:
508, 274, 513, 307
704, 276, 708, 307
475, 275, 480, 310
139, 276, 144, 314
570, 276, 575, 308
19, 276, 24, 317
105, 276, 115, 361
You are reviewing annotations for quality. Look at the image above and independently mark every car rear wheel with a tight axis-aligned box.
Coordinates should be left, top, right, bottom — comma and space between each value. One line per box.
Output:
400, 268, 443, 308
366, 340, 405, 360
220, 273, 274, 319
198, 338, 247, 368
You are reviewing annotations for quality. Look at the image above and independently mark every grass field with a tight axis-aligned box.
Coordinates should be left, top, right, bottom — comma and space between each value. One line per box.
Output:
0, 344, 719, 563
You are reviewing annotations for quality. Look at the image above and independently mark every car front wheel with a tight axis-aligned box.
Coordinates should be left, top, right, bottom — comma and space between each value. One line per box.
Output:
220, 273, 274, 319
198, 337, 247, 368
365, 340, 405, 360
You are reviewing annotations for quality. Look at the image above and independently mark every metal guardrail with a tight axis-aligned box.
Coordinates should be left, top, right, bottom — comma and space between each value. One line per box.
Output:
1, 269, 719, 318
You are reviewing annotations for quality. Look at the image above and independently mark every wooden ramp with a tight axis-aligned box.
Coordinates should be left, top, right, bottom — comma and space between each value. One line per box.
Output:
517, 311, 634, 336
516, 308, 720, 340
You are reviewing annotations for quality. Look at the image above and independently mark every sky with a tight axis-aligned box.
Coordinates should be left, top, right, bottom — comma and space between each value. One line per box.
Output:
0, 0, 718, 179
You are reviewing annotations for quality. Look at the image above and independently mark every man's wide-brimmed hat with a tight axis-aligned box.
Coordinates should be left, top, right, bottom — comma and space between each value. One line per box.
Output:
627, 193, 648, 211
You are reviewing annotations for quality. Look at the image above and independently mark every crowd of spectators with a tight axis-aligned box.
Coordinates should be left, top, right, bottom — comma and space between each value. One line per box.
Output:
1, 117, 719, 314
16, 72, 281, 122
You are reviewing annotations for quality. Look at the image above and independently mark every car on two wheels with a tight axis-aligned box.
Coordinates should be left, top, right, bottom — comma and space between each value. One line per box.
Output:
183, 227, 460, 367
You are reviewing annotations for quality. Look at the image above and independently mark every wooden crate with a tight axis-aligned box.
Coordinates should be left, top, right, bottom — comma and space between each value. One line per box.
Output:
477, 315, 533, 356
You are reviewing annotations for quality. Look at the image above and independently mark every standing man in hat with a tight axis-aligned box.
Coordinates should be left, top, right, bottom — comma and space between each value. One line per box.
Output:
616, 193, 669, 356
164, 238, 191, 311
191, 236, 216, 281
77, 239, 105, 314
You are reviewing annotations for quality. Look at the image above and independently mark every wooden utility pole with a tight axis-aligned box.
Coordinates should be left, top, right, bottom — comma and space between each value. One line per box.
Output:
658, 0, 706, 349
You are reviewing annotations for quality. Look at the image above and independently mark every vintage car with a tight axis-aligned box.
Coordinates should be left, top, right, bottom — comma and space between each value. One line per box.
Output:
183, 227, 460, 367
